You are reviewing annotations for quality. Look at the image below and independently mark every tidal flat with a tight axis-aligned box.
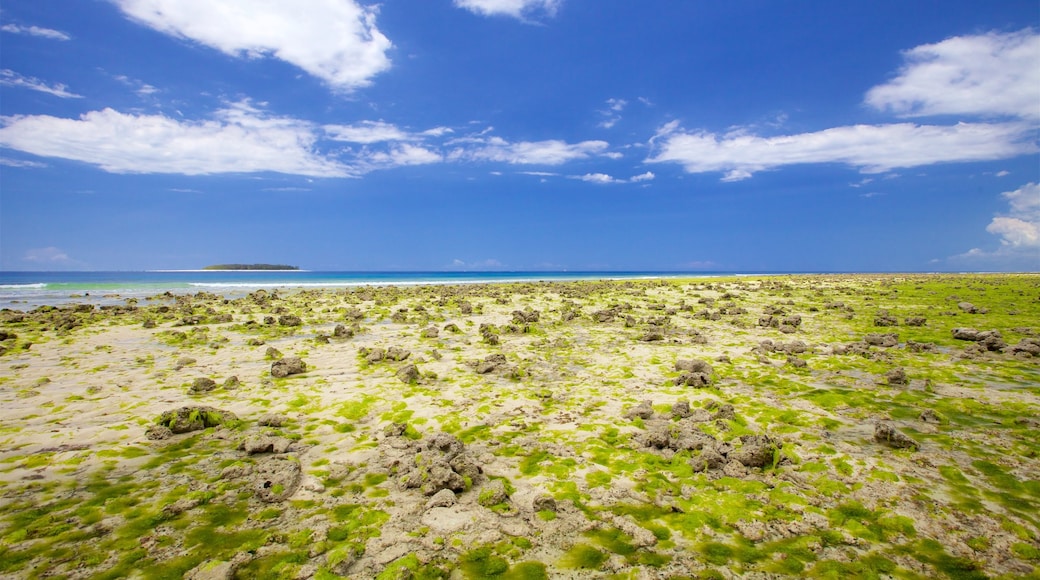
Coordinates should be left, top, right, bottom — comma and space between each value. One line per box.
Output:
0, 274, 1038, 579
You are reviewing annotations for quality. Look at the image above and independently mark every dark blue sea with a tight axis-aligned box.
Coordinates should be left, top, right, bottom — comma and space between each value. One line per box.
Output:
0, 270, 733, 310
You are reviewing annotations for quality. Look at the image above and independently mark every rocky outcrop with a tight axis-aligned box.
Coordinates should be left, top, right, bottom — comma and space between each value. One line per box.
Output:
271, 356, 306, 378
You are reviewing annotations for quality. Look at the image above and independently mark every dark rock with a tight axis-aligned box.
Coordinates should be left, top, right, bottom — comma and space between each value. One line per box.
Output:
905, 317, 927, 327
257, 413, 287, 427
174, 357, 196, 370
676, 359, 713, 374
364, 347, 386, 363
278, 314, 302, 326
420, 326, 439, 338
786, 356, 808, 368
145, 425, 173, 440
240, 435, 293, 455
333, 324, 354, 338
977, 331, 1006, 352
952, 327, 980, 341
625, 400, 654, 420
639, 327, 665, 342
443, 323, 461, 333
386, 346, 411, 361
731, 434, 779, 468
691, 446, 727, 472
396, 364, 420, 384
674, 372, 712, 387
1009, 338, 1040, 357
156, 406, 238, 434
271, 357, 306, 378
864, 333, 898, 347
885, 368, 907, 386
958, 302, 978, 314
265, 346, 283, 359
475, 353, 507, 374
189, 377, 218, 394
512, 309, 540, 324
671, 400, 691, 419
874, 422, 918, 450
874, 310, 899, 327
223, 376, 241, 390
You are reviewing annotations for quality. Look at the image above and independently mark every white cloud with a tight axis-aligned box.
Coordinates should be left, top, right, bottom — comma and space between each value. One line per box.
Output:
866, 29, 1040, 120
598, 98, 627, 129
24, 247, 72, 264
0, 157, 47, 168
114, 74, 159, 97
453, 136, 610, 165
573, 170, 655, 184
365, 144, 442, 167
577, 172, 617, 184
648, 122, 1036, 180
454, 0, 560, 19
1, 69, 82, 98
112, 0, 392, 90
325, 121, 411, 143
324, 121, 452, 144
449, 258, 504, 270
0, 101, 352, 177
949, 183, 1040, 270
996, 170, 1011, 177
1, 24, 71, 41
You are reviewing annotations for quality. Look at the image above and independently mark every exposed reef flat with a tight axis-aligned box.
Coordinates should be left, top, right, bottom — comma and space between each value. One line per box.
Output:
0, 274, 1038, 579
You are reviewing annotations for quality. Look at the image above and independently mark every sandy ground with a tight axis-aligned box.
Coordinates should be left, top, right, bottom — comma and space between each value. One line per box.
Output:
0, 275, 1038, 579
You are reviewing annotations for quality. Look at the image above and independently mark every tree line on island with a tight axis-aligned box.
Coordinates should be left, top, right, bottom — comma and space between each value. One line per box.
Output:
202, 264, 299, 271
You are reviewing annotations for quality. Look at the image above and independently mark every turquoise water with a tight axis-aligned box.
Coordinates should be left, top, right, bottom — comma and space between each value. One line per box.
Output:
0, 270, 724, 310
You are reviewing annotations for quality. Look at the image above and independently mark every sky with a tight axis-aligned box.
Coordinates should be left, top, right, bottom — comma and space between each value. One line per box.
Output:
0, 0, 1038, 272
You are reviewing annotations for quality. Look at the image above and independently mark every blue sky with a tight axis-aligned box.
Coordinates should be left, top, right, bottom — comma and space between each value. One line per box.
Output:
1, 0, 1037, 272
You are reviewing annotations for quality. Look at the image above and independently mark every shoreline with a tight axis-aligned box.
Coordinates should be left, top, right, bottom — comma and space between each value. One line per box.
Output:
1, 273, 1038, 578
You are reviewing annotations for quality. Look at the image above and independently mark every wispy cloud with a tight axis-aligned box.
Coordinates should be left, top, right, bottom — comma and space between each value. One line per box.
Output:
1, 69, 82, 98
451, 136, 610, 165
454, 0, 561, 20
571, 171, 655, 184
598, 98, 627, 129
866, 29, 1040, 120
112, 0, 392, 91
0, 23, 71, 41
324, 121, 451, 144
23, 246, 72, 264
648, 120, 1035, 181
114, 75, 159, 97
0, 157, 47, 168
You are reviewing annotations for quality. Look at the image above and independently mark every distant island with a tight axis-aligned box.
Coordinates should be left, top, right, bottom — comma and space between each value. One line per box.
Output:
202, 264, 299, 271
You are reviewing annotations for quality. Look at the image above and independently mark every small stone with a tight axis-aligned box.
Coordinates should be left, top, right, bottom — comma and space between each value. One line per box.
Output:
425, 489, 457, 510
257, 413, 287, 428
532, 495, 557, 513
271, 357, 306, 378
885, 368, 907, 386
190, 377, 218, 393
396, 364, 420, 384
874, 422, 918, 450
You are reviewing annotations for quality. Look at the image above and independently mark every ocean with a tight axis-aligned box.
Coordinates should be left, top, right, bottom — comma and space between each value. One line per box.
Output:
0, 270, 724, 310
